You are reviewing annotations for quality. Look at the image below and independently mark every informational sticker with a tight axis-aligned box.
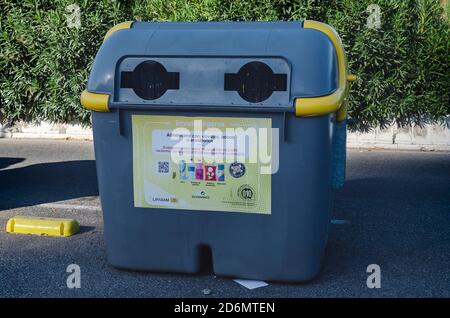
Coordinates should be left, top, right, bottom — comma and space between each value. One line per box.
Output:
132, 115, 272, 214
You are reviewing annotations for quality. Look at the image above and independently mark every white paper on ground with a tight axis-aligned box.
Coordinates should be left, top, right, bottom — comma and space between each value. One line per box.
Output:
233, 279, 269, 290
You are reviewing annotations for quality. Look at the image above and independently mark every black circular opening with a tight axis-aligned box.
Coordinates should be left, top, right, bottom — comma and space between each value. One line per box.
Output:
236, 62, 275, 103
132, 60, 170, 100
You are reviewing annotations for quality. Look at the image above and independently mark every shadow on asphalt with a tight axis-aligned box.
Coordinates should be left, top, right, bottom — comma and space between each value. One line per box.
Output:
0, 151, 449, 296
321, 152, 450, 289
0, 157, 25, 170
78, 225, 97, 234
0, 160, 98, 210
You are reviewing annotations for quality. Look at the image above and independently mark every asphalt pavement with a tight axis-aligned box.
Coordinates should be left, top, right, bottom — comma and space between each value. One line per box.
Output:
0, 138, 449, 297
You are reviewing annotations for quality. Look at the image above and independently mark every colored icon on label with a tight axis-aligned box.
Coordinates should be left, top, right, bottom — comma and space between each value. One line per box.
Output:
179, 160, 187, 180
188, 161, 195, 180
229, 162, 246, 178
217, 164, 225, 181
205, 165, 217, 181
195, 163, 204, 180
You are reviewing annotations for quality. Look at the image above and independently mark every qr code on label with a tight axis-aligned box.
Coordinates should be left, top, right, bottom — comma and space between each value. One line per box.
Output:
157, 161, 170, 174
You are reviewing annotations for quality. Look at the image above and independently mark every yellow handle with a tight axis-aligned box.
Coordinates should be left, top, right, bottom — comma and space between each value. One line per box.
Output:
295, 21, 355, 121
80, 90, 109, 112
347, 74, 357, 82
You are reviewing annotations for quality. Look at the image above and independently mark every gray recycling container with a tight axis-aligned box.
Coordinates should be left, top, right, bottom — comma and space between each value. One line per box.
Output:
81, 20, 355, 282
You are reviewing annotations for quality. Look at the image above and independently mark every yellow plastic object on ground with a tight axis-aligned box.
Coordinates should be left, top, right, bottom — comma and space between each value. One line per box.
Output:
6, 216, 79, 237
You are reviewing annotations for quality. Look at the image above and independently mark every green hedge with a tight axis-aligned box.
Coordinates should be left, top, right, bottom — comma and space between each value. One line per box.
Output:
0, 0, 449, 130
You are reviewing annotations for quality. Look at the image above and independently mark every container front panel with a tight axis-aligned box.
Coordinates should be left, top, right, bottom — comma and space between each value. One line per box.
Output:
92, 109, 333, 282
